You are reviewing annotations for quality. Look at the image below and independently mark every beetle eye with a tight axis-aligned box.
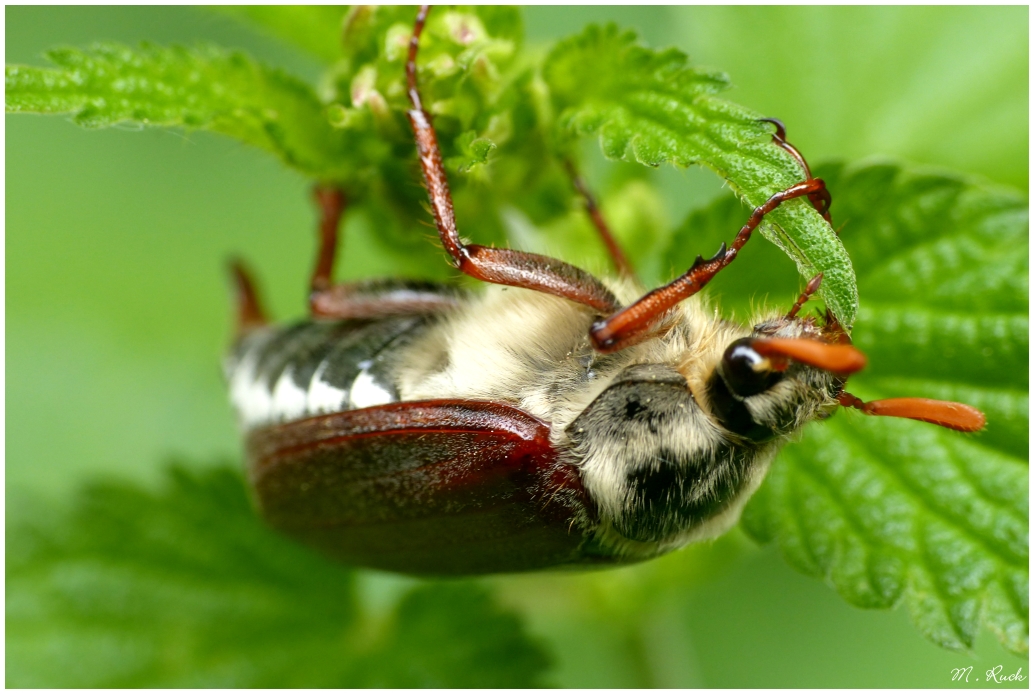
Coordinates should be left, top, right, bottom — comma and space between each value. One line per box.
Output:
719, 338, 780, 397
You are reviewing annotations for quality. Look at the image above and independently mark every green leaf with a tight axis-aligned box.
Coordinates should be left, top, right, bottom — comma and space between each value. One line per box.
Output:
446, 129, 497, 173
739, 161, 1029, 655
5, 43, 361, 180
358, 583, 552, 687
332, 5, 523, 121
543, 24, 858, 328
7, 464, 552, 687
7, 464, 360, 687
217, 6, 349, 64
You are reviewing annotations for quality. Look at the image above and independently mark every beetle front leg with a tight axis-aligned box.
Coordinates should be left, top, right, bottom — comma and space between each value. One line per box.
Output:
759, 118, 832, 222
589, 177, 831, 353
586, 119, 833, 353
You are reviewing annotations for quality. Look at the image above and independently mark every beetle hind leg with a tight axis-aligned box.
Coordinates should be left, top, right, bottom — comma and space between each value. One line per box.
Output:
306, 184, 462, 319
309, 186, 346, 298
228, 258, 268, 335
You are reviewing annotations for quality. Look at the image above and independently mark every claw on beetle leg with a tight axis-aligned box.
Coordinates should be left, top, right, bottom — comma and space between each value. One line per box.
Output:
759, 117, 832, 223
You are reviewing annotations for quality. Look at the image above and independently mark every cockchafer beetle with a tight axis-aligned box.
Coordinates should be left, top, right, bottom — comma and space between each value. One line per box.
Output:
225, 6, 985, 576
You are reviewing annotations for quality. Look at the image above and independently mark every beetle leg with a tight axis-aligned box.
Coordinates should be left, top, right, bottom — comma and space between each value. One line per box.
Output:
405, 6, 621, 315
563, 159, 637, 281
590, 176, 831, 353
759, 118, 832, 222
228, 258, 268, 335
786, 272, 824, 319
308, 186, 346, 297
305, 185, 460, 319
311, 279, 464, 319
585, 120, 834, 353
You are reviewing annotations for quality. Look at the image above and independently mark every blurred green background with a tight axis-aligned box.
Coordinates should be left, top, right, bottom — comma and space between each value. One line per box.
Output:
6, 6, 1028, 687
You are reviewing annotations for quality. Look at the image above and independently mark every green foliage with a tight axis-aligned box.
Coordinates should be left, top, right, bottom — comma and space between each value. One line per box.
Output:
217, 6, 349, 64
446, 129, 497, 172
738, 162, 1029, 655
6, 465, 550, 688
672, 6, 1029, 192
360, 583, 551, 687
5, 43, 358, 180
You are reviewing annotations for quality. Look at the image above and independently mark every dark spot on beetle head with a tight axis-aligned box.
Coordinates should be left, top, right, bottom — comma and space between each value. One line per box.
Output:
624, 395, 648, 420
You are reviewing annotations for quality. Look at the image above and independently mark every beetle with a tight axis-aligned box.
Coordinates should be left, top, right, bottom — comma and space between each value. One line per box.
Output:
225, 6, 985, 576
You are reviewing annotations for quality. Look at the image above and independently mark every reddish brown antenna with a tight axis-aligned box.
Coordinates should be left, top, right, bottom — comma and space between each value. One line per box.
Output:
753, 338, 867, 375
838, 392, 986, 432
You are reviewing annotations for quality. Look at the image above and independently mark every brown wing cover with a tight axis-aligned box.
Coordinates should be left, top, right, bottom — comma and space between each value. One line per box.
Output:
247, 400, 594, 575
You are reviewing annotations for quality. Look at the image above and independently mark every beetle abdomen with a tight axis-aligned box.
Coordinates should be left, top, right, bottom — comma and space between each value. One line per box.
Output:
227, 315, 435, 430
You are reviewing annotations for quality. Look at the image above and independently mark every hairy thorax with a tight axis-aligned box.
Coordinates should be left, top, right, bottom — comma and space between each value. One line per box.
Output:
393, 284, 789, 558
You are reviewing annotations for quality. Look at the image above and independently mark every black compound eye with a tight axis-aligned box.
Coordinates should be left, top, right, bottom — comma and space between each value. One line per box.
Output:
719, 337, 781, 397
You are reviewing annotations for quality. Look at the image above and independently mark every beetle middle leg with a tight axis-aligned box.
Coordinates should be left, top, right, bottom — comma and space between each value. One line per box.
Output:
406, 6, 621, 315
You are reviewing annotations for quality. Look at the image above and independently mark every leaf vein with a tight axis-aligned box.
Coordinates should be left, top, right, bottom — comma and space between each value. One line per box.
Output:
838, 425, 1025, 568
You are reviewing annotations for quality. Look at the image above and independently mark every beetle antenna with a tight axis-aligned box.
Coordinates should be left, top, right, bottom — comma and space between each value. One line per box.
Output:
787, 272, 823, 319
753, 338, 866, 375
228, 258, 268, 335
563, 159, 636, 280
837, 391, 986, 432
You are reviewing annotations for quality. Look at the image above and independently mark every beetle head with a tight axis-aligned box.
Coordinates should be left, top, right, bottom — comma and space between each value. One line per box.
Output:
705, 313, 858, 443
715, 309, 985, 434
568, 294, 983, 552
